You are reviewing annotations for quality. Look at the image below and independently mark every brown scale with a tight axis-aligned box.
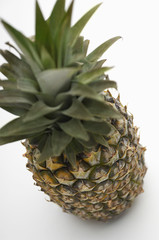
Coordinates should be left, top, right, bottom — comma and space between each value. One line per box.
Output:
24, 91, 147, 221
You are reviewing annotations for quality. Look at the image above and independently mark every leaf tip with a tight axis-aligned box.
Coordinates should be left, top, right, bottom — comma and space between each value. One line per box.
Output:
115, 36, 123, 42
1, 18, 6, 27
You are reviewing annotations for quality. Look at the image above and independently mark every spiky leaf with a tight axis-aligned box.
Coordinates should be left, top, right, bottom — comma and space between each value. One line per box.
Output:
0, 116, 53, 137
83, 99, 122, 119
87, 36, 121, 62
69, 4, 101, 47
0, 90, 35, 107
0, 134, 35, 146
49, 0, 65, 40
83, 121, 112, 136
93, 134, 109, 147
40, 46, 56, 69
61, 82, 102, 101
0, 0, 121, 167
1, 20, 43, 73
23, 101, 62, 122
76, 67, 113, 84
37, 134, 53, 163
90, 80, 117, 92
62, 99, 95, 120
52, 129, 72, 156
78, 134, 96, 148
0, 63, 18, 79
58, 119, 89, 141
36, 68, 79, 97
0, 50, 34, 78
0, 80, 17, 90
65, 143, 77, 167
17, 77, 40, 94
35, 1, 49, 50
1, 106, 28, 116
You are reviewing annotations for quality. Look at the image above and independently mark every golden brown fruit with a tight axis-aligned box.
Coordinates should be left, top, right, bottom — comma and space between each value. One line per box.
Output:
24, 91, 147, 221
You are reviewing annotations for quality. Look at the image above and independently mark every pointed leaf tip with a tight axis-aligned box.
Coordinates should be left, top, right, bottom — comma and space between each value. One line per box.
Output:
69, 3, 102, 47
87, 36, 122, 62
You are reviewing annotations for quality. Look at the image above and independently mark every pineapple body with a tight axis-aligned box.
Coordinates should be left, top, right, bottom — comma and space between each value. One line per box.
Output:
25, 92, 147, 221
0, 1, 147, 222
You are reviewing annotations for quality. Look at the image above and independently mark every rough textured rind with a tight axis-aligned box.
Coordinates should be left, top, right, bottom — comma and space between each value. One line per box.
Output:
24, 91, 147, 221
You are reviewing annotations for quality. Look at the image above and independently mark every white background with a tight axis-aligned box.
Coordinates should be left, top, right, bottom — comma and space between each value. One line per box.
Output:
0, 0, 159, 239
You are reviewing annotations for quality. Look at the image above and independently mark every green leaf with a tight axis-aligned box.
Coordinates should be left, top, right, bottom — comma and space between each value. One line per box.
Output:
82, 59, 106, 73
66, 53, 85, 66
17, 77, 40, 94
58, 119, 89, 141
78, 134, 96, 148
56, 1, 74, 67
1, 20, 43, 73
0, 48, 20, 63
36, 68, 79, 97
62, 99, 95, 120
37, 134, 53, 163
23, 101, 62, 122
0, 63, 17, 79
92, 134, 109, 147
37, 129, 72, 163
83, 39, 90, 56
28, 133, 47, 148
52, 129, 72, 156
0, 80, 17, 90
0, 116, 53, 137
90, 59, 106, 70
65, 143, 77, 167
1, 106, 28, 116
90, 80, 117, 92
69, 3, 101, 47
83, 121, 112, 136
66, 36, 86, 65
83, 98, 122, 119
72, 36, 84, 54
49, 0, 66, 40
41, 46, 56, 69
76, 67, 113, 84
0, 50, 34, 79
86, 36, 121, 62
0, 134, 34, 146
35, 1, 49, 49
0, 90, 35, 108
5, 41, 22, 56
70, 139, 84, 153
61, 82, 103, 101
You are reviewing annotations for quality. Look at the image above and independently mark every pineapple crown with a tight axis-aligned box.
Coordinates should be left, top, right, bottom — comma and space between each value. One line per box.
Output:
0, 0, 121, 166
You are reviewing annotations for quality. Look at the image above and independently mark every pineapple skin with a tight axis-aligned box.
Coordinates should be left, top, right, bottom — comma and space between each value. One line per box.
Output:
24, 91, 147, 221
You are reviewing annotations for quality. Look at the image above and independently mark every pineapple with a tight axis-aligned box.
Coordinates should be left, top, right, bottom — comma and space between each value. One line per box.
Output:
0, 0, 147, 221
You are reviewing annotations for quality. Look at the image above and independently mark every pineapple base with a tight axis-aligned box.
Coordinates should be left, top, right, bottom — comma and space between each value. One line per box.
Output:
24, 92, 147, 221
